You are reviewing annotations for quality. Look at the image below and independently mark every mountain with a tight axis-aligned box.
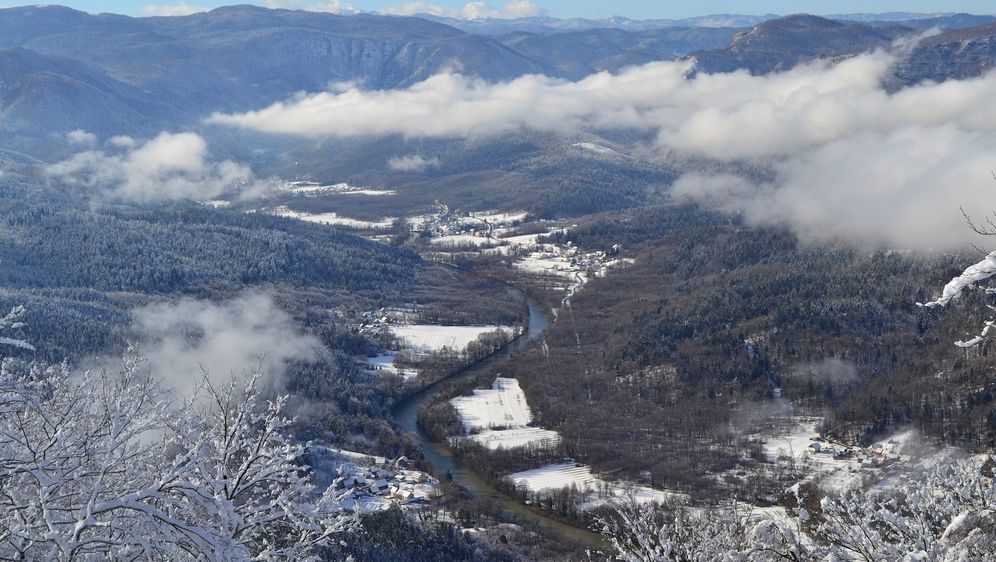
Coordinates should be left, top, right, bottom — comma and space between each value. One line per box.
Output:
0, 6, 550, 107
688, 14, 909, 74
0, 47, 178, 140
499, 27, 737, 79
895, 21, 996, 84
3, 6, 996, 154
417, 13, 777, 35
0, 4, 557, 147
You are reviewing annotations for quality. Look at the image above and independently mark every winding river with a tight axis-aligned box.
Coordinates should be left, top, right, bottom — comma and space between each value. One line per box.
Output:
392, 292, 607, 548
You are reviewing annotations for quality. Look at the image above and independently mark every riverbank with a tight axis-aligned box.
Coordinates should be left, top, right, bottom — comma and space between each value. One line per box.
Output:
391, 292, 608, 549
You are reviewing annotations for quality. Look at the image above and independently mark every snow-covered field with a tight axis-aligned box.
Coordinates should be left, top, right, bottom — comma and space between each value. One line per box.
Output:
510, 463, 601, 493
272, 206, 396, 229
514, 252, 579, 277
470, 210, 529, 224
429, 234, 501, 248
509, 462, 674, 508
468, 427, 562, 450
450, 378, 566, 450
281, 181, 396, 197
451, 377, 533, 431
391, 325, 512, 353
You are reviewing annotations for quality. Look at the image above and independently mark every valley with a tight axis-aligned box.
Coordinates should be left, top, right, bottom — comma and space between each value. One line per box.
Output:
2, 3, 996, 560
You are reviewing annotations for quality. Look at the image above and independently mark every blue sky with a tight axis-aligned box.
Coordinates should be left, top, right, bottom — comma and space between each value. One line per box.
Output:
3, 1, 995, 19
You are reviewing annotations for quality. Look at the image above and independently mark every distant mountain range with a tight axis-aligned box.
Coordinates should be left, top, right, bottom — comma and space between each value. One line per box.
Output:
416, 14, 780, 35
1, 5, 996, 153
415, 12, 995, 35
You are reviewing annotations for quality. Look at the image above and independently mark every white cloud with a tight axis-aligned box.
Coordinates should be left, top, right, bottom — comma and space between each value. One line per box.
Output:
388, 154, 440, 172
673, 126, 996, 249
108, 135, 136, 148
130, 292, 322, 395
141, 2, 209, 16
383, 1, 540, 19
65, 129, 97, 146
383, 2, 448, 16
211, 50, 996, 249
208, 62, 688, 138
46, 132, 257, 203
501, 1, 540, 17
264, 0, 359, 13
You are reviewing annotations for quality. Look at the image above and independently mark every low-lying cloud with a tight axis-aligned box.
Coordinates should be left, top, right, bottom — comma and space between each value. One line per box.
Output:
46, 131, 260, 203
211, 49, 996, 249
785, 358, 860, 385
672, 125, 996, 249
388, 154, 440, 172
131, 292, 323, 396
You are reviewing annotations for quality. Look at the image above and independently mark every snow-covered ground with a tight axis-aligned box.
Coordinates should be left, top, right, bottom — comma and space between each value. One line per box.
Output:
429, 234, 502, 248
391, 325, 512, 353
450, 378, 565, 450
280, 181, 396, 197
467, 427, 562, 450
510, 462, 601, 493
514, 252, 579, 278
572, 142, 627, 158
307, 445, 439, 514
365, 352, 418, 380
272, 206, 396, 229
761, 417, 958, 493
508, 462, 673, 507
470, 210, 529, 224
451, 377, 534, 431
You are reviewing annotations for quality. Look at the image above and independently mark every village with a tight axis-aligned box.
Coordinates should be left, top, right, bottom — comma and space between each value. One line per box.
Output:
410, 203, 629, 301
306, 445, 441, 513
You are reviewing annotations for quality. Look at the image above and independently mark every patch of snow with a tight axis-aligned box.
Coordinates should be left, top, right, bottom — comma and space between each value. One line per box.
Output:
572, 142, 626, 158
365, 352, 418, 380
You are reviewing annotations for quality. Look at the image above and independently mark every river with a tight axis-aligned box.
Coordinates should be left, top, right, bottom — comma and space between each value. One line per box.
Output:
391, 291, 607, 548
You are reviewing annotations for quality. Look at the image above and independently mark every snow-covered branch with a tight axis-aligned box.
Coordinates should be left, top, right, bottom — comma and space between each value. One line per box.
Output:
0, 351, 352, 561
0, 305, 34, 351
919, 252, 996, 347
603, 455, 996, 561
